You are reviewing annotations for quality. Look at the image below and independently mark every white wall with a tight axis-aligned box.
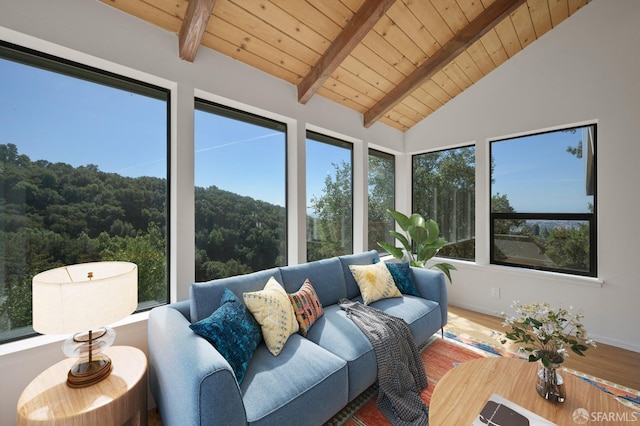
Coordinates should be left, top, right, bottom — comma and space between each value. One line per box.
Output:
406, 0, 640, 353
0, 0, 404, 424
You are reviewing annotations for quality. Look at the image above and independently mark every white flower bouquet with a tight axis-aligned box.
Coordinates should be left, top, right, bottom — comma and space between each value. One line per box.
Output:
500, 301, 597, 367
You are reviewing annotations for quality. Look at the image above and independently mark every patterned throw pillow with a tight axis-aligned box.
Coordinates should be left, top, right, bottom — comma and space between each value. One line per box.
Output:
189, 288, 262, 385
288, 279, 324, 336
349, 262, 402, 305
385, 262, 420, 296
243, 277, 299, 356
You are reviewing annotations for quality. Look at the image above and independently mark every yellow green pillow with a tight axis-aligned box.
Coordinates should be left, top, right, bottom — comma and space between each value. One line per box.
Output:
348, 262, 402, 305
243, 277, 299, 356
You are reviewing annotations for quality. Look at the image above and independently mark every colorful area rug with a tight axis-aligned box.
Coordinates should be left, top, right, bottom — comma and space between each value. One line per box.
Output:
325, 332, 640, 426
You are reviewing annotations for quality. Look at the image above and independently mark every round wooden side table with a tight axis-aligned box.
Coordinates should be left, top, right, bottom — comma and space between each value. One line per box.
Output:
17, 346, 147, 426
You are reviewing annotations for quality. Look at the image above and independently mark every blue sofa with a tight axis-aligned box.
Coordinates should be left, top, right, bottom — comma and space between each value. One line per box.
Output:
148, 250, 448, 426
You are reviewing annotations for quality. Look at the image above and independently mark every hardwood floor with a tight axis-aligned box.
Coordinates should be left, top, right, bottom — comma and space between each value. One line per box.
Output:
446, 305, 640, 391
146, 304, 640, 425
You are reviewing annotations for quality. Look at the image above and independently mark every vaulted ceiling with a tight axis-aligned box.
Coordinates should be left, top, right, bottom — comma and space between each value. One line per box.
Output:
100, 0, 589, 131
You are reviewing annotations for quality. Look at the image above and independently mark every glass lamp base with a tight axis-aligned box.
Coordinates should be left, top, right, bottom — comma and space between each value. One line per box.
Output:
63, 327, 116, 388
67, 355, 113, 388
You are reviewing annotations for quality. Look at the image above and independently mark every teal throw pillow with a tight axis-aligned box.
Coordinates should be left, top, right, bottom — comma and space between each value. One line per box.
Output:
189, 288, 262, 384
385, 262, 420, 296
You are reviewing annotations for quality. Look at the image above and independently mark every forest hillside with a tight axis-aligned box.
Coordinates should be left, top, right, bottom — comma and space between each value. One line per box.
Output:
0, 143, 285, 333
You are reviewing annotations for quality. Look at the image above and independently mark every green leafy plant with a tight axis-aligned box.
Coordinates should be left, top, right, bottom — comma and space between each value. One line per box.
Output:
377, 209, 456, 283
500, 301, 596, 367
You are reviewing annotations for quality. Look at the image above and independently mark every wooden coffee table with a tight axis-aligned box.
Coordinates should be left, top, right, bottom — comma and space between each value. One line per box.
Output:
429, 357, 637, 425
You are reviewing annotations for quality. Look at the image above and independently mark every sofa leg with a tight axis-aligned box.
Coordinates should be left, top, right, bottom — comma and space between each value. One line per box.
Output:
441, 328, 444, 339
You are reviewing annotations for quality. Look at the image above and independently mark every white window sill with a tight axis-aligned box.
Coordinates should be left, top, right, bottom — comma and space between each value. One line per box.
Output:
0, 311, 149, 357
480, 263, 603, 288
382, 254, 604, 288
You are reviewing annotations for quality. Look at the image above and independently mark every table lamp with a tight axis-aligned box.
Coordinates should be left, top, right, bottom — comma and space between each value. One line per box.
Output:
32, 261, 138, 388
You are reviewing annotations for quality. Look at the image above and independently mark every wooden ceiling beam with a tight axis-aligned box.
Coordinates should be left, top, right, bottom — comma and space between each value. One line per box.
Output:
297, 0, 397, 104
363, 0, 528, 128
179, 0, 217, 62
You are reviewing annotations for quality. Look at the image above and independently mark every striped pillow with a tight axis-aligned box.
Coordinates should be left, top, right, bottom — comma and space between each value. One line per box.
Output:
288, 279, 324, 336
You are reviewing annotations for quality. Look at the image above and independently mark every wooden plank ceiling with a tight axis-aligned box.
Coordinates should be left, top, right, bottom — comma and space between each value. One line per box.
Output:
100, 0, 589, 131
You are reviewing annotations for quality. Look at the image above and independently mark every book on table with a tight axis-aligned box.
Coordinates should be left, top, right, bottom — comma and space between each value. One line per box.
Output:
473, 394, 557, 426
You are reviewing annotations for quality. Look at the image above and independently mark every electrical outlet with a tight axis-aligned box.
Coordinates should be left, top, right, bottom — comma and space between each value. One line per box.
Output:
491, 287, 500, 298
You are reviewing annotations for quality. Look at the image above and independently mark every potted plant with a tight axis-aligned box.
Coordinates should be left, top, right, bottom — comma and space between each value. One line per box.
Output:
500, 301, 596, 366
500, 301, 597, 402
377, 209, 456, 284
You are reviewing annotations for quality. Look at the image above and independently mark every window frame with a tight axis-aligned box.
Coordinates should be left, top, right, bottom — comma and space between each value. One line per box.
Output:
489, 124, 597, 277
305, 130, 354, 261
367, 148, 395, 253
411, 144, 476, 261
0, 41, 171, 344
193, 98, 289, 279
194, 99, 288, 137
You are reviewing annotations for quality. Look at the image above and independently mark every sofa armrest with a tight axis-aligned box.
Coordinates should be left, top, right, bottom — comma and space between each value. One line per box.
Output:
148, 302, 247, 426
411, 267, 448, 329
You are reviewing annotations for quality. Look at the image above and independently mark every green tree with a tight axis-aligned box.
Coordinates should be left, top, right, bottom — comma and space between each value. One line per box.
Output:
200, 259, 252, 281
101, 223, 167, 303
0, 143, 169, 339
193, 184, 286, 282
491, 193, 524, 234
565, 128, 581, 159
0, 228, 99, 329
309, 161, 352, 260
368, 154, 394, 251
413, 148, 475, 259
1, 276, 32, 328
546, 225, 590, 272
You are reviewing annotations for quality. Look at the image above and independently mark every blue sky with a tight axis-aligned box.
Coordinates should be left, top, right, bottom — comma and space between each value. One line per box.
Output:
0, 57, 346, 209
0, 58, 167, 178
194, 110, 351, 209
194, 110, 286, 206
1, 56, 591, 213
491, 129, 592, 213
305, 139, 351, 214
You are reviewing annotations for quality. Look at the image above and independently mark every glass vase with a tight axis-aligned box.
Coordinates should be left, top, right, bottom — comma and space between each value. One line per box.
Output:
536, 351, 566, 402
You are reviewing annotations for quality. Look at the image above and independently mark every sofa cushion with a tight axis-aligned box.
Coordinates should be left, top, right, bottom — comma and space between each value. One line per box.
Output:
385, 261, 420, 296
370, 295, 443, 346
349, 262, 402, 305
190, 267, 284, 322
280, 257, 346, 306
189, 288, 262, 385
241, 334, 348, 425
304, 304, 378, 401
288, 279, 324, 336
244, 277, 299, 356
338, 250, 380, 299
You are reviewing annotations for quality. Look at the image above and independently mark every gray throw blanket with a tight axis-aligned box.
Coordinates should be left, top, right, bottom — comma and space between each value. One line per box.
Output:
339, 299, 429, 426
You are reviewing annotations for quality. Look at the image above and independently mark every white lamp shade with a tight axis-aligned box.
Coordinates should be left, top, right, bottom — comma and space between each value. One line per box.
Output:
32, 262, 138, 335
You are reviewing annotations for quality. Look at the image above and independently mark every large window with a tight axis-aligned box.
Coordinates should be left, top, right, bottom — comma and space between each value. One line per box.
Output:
413, 146, 475, 260
306, 132, 353, 261
490, 124, 596, 276
0, 42, 170, 344
368, 149, 395, 252
194, 101, 287, 281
